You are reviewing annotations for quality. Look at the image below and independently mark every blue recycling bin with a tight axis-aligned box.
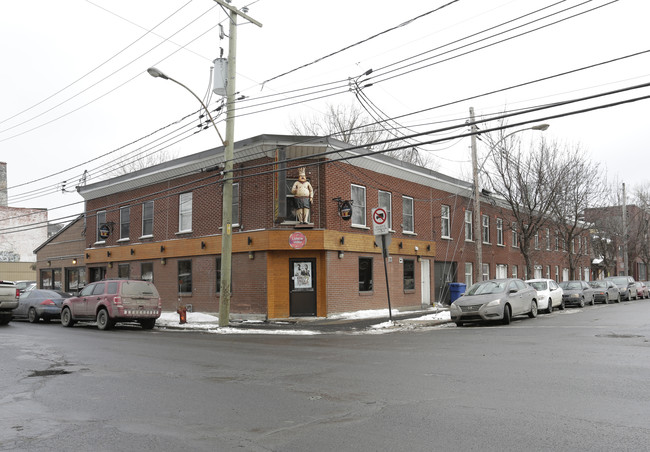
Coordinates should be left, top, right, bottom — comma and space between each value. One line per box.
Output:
449, 282, 466, 303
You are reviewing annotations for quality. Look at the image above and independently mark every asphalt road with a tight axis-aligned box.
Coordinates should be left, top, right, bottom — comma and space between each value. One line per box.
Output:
1, 300, 649, 451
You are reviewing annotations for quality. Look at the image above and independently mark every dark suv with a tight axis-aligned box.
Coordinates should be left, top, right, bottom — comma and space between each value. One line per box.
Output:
61, 279, 162, 330
604, 275, 636, 301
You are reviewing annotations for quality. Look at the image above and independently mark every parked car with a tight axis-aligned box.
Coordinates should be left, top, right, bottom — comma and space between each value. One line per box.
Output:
634, 282, 649, 299
604, 276, 636, 301
14, 280, 36, 293
450, 278, 538, 327
558, 280, 596, 307
60, 279, 162, 330
0, 280, 20, 325
12, 289, 73, 323
525, 278, 564, 313
588, 280, 620, 304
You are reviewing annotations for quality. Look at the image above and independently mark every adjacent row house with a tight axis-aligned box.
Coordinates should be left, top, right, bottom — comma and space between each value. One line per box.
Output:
34, 134, 592, 318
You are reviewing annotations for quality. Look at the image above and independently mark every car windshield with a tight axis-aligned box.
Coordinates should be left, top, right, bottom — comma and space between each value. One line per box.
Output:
528, 282, 548, 291
589, 281, 606, 288
608, 277, 629, 286
560, 281, 581, 290
466, 281, 507, 295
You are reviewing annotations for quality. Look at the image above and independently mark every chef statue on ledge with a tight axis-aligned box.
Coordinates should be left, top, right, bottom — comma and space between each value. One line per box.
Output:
291, 167, 314, 224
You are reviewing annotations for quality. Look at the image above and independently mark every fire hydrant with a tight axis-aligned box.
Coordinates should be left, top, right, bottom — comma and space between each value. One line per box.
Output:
177, 305, 187, 324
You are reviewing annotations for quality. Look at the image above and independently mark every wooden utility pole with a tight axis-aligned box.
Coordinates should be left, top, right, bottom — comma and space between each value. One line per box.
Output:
470, 107, 482, 283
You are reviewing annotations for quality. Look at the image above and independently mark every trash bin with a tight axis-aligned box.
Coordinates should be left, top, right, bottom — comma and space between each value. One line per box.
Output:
449, 282, 466, 303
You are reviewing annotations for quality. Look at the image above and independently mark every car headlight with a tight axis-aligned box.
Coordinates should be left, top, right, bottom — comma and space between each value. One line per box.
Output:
485, 299, 501, 308
450, 303, 460, 312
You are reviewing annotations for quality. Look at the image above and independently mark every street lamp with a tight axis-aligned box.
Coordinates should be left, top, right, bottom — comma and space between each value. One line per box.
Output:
470, 120, 549, 283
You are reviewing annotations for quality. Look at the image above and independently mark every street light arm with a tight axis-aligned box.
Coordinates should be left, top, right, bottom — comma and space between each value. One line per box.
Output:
146, 67, 226, 146
477, 124, 549, 175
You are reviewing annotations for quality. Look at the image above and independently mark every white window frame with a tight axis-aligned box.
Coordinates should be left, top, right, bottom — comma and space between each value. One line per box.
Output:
232, 182, 240, 227
512, 265, 518, 279
481, 263, 489, 281
496, 264, 507, 279
378, 190, 392, 230
142, 201, 154, 237
351, 184, 367, 228
482, 214, 490, 244
402, 196, 414, 234
496, 218, 504, 246
546, 228, 551, 250
441, 205, 451, 239
464, 262, 473, 287
119, 206, 130, 241
512, 222, 518, 248
178, 192, 193, 233
464, 210, 473, 241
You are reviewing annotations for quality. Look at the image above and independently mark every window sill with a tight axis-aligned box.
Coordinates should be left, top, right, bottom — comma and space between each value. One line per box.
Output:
403, 231, 417, 236
117, 238, 129, 243
440, 236, 452, 241
351, 225, 370, 230
93, 241, 106, 246
139, 234, 154, 240
359, 290, 374, 296
176, 230, 193, 236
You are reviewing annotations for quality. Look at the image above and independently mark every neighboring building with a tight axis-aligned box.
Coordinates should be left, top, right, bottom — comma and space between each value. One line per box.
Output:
34, 215, 87, 294
0, 162, 48, 281
63, 134, 590, 319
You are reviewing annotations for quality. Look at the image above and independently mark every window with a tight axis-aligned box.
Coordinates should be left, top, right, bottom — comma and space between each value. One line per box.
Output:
232, 182, 240, 226
142, 201, 154, 237
215, 256, 232, 295
481, 263, 489, 281
118, 263, 130, 279
403, 259, 415, 290
512, 222, 518, 248
141, 262, 153, 283
179, 192, 192, 232
534, 231, 540, 250
534, 265, 543, 279
378, 191, 392, 230
464, 210, 473, 241
178, 260, 192, 293
562, 268, 569, 281
496, 264, 507, 279
545, 265, 551, 279
482, 214, 490, 244
512, 265, 518, 279
96, 210, 106, 242
351, 184, 366, 227
496, 218, 504, 246
464, 262, 473, 287
65, 267, 86, 295
555, 265, 559, 282
441, 205, 450, 239
402, 196, 414, 233
120, 206, 130, 240
546, 228, 551, 250
359, 257, 373, 292
40, 268, 61, 290
555, 233, 560, 251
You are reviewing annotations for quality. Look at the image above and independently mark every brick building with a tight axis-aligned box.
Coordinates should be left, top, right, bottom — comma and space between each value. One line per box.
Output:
36, 135, 591, 319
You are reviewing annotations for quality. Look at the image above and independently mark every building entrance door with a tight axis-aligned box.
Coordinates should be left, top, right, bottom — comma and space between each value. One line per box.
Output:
289, 258, 317, 316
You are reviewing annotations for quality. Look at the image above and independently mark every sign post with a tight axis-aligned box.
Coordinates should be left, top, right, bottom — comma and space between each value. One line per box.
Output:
372, 208, 393, 321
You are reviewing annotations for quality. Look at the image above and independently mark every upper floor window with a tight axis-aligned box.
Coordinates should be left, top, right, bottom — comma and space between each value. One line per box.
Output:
512, 222, 519, 248
378, 191, 392, 230
351, 184, 366, 227
120, 206, 130, 240
441, 205, 451, 239
496, 218, 504, 246
482, 214, 490, 244
546, 228, 551, 250
402, 196, 414, 233
179, 192, 192, 233
232, 183, 240, 226
142, 201, 154, 237
464, 210, 473, 241
96, 210, 106, 242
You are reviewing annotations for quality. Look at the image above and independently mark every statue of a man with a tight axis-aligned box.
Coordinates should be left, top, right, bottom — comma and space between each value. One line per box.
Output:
291, 167, 314, 224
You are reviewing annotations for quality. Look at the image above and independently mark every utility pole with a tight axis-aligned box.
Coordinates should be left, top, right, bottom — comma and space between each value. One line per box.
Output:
470, 107, 482, 283
622, 182, 629, 276
214, 0, 262, 327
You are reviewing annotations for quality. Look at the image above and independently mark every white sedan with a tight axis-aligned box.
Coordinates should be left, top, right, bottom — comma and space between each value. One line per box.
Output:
525, 279, 564, 313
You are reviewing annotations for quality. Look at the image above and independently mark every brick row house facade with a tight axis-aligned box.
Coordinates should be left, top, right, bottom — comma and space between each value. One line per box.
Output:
34, 134, 591, 319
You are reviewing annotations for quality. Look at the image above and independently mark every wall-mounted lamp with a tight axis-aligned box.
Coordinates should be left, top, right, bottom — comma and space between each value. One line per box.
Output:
427, 244, 431, 251
72, 258, 78, 265
47, 260, 51, 267
248, 251, 255, 260
417, 256, 422, 262
247, 237, 253, 245
201, 241, 206, 249
338, 251, 345, 259
85, 253, 90, 259
398, 242, 403, 249
414, 246, 419, 252
107, 251, 111, 257
160, 245, 165, 252
161, 257, 167, 265
340, 236, 345, 245
130, 248, 135, 255
108, 262, 113, 268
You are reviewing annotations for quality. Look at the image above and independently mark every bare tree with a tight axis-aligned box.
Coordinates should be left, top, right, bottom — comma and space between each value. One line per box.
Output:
110, 150, 177, 177
289, 103, 437, 168
633, 184, 650, 277
549, 144, 607, 279
482, 131, 567, 277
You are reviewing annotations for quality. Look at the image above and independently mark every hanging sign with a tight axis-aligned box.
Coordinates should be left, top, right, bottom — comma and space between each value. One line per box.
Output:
99, 224, 111, 240
339, 200, 352, 221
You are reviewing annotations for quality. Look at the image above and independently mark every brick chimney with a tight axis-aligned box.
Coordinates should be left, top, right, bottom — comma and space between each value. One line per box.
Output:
0, 162, 7, 207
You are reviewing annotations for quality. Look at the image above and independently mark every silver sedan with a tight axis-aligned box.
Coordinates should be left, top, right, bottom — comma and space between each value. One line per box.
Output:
450, 278, 538, 327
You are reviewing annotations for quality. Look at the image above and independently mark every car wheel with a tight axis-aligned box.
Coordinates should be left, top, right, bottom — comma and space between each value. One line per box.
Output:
96, 309, 114, 330
139, 319, 156, 330
502, 305, 511, 325
60, 307, 75, 327
28, 307, 39, 323
579, 297, 585, 308
528, 300, 538, 318
546, 298, 553, 314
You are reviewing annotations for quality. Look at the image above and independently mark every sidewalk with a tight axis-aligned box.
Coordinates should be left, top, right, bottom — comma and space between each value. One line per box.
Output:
156, 305, 452, 335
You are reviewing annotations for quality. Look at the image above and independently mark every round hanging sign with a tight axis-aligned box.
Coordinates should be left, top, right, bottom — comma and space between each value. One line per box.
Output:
339, 200, 352, 221
289, 232, 307, 249
99, 224, 111, 240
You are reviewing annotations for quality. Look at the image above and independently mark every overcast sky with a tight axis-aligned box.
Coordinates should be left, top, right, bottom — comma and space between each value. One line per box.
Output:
1, 0, 648, 227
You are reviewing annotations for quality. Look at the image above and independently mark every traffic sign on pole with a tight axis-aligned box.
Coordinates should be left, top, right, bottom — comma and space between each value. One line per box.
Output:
372, 207, 389, 236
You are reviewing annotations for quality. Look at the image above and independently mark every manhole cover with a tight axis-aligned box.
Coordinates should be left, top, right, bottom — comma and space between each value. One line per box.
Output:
28, 369, 71, 377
